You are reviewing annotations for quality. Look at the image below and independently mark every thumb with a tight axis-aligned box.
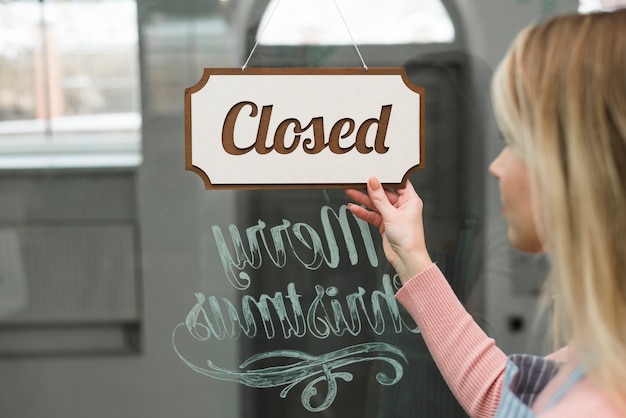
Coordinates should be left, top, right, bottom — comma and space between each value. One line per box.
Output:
367, 176, 395, 217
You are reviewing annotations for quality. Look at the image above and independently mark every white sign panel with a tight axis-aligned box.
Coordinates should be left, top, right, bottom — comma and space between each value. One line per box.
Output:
185, 68, 424, 189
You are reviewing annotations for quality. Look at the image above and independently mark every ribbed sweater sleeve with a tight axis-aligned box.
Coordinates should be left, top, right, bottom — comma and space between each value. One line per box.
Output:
395, 263, 508, 418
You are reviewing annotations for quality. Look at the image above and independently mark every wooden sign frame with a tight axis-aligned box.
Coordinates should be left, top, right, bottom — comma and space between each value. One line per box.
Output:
185, 68, 425, 190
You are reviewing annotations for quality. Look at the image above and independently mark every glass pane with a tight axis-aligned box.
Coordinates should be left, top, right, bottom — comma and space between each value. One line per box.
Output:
45, 1, 139, 116
0, 1, 41, 127
0, 170, 141, 355
579, 0, 626, 11
0, 0, 140, 138
258, 0, 455, 45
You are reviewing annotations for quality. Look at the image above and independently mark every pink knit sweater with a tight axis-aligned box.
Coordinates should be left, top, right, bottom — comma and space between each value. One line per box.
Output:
395, 263, 623, 417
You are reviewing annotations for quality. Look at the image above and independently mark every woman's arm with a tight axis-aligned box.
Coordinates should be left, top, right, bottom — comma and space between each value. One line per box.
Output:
346, 177, 508, 417
397, 263, 507, 418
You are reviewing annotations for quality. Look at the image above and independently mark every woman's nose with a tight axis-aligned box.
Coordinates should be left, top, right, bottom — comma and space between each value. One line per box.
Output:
489, 147, 507, 179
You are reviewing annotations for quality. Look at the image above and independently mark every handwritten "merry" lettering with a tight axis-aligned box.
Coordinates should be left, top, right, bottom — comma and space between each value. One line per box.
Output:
212, 205, 379, 290
222, 101, 392, 155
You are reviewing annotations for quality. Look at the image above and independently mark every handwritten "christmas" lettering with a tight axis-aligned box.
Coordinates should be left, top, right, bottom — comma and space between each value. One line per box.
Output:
183, 275, 419, 342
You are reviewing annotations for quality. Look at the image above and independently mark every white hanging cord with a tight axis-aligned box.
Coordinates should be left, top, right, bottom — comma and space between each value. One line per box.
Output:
242, 0, 283, 71
241, 0, 369, 71
331, 0, 368, 71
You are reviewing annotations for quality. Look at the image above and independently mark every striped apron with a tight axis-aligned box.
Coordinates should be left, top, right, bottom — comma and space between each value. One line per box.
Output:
494, 354, 584, 417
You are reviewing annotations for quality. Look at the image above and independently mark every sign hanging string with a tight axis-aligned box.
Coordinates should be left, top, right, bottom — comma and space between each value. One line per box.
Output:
242, 0, 369, 71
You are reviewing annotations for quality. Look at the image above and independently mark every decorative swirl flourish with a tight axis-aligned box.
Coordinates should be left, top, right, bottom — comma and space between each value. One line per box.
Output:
172, 324, 407, 412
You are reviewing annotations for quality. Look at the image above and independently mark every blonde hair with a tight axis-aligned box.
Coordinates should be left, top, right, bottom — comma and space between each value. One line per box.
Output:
492, 9, 626, 410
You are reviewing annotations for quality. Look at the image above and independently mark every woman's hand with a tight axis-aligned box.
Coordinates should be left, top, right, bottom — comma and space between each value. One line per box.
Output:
346, 176, 432, 284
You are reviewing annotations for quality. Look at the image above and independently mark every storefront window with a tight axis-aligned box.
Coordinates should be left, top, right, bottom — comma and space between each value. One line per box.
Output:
0, 0, 141, 355
0, 0, 141, 168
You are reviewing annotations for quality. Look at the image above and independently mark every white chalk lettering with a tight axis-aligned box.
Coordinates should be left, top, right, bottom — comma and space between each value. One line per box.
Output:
183, 274, 419, 341
212, 205, 379, 290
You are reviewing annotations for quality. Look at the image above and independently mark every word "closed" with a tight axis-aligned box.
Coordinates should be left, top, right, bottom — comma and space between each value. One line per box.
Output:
222, 101, 392, 155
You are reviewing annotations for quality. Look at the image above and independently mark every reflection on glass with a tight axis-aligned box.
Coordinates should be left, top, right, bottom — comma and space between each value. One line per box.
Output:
579, 0, 626, 12
0, 0, 140, 142
0, 0, 39, 125
258, 0, 455, 45
142, 13, 237, 116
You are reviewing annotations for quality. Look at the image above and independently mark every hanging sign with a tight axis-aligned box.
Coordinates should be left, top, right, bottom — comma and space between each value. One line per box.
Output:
185, 68, 424, 189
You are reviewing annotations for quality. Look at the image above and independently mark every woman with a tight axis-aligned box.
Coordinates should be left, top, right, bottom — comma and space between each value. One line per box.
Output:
346, 9, 626, 417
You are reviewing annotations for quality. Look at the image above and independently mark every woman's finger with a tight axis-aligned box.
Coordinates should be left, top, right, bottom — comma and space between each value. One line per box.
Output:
347, 203, 383, 228
344, 188, 373, 208
366, 177, 396, 218
346, 185, 399, 207
396, 179, 417, 199
383, 188, 400, 205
